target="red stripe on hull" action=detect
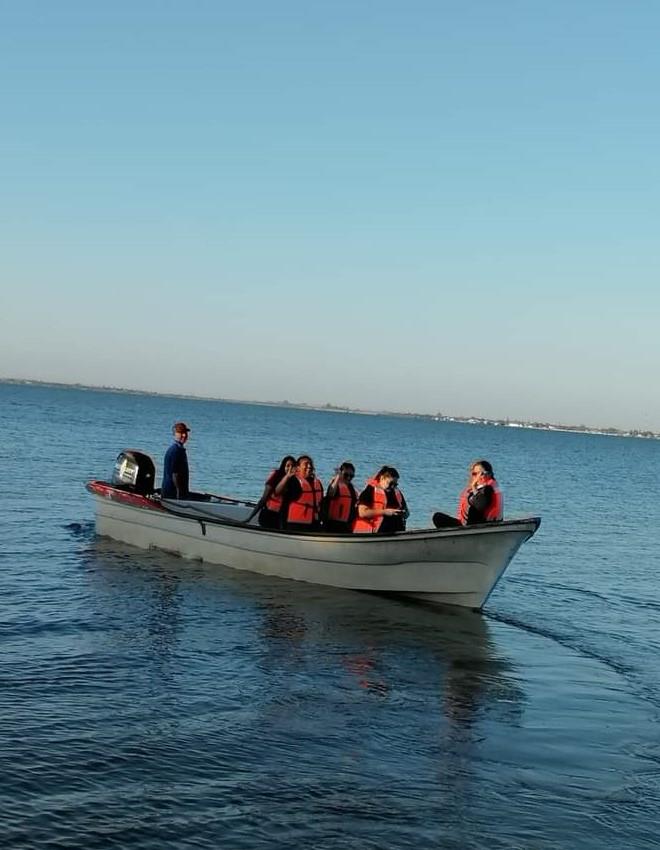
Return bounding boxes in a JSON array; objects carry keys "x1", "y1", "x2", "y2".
[{"x1": 85, "y1": 481, "x2": 165, "y2": 511}]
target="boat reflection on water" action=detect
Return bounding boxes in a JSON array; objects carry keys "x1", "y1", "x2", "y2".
[
  {"x1": 81, "y1": 538, "x2": 526, "y2": 834},
  {"x1": 342, "y1": 651, "x2": 390, "y2": 698},
  {"x1": 82, "y1": 539, "x2": 525, "y2": 736},
  {"x1": 257, "y1": 589, "x2": 524, "y2": 725}
]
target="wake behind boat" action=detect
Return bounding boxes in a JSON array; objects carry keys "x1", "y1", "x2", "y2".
[{"x1": 86, "y1": 451, "x2": 541, "y2": 610}]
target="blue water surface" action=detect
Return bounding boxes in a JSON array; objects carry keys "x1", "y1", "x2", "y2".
[{"x1": 2, "y1": 382, "x2": 659, "y2": 849}]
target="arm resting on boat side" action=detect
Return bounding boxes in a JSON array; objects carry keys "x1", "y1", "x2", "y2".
[{"x1": 245, "y1": 482, "x2": 274, "y2": 523}]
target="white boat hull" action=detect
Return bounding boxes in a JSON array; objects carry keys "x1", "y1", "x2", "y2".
[{"x1": 88, "y1": 484, "x2": 540, "y2": 610}]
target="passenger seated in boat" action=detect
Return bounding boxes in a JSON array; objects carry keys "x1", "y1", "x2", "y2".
[
  {"x1": 161, "y1": 421, "x2": 191, "y2": 499},
  {"x1": 432, "y1": 459, "x2": 503, "y2": 528},
  {"x1": 275, "y1": 455, "x2": 324, "y2": 532},
  {"x1": 245, "y1": 455, "x2": 296, "y2": 528},
  {"x1": 322, "y1": 462, "x2": 358, "y2": 533},
  {"x1": 353, "y1": 466, "x2": 409, "y2": 534}
]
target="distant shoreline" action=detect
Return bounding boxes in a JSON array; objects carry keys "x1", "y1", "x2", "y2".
[{"x1": 2, "y1": 376, "x2": 658, "y2": 440}]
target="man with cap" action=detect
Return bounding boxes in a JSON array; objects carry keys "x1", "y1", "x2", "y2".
[{"x1": 161, "y1": 422, "x2": 191, "y2": 499}]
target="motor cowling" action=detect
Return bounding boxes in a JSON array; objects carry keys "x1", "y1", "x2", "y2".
[{"x1": 111, "y1": 450, "x2": 156, "y2": 496}]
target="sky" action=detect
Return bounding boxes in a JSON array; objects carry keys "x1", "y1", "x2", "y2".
[{"x1": 1, "y1": 1, "x2": 659, "y2": 431}]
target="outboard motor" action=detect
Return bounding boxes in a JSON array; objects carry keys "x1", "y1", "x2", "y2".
[{"x1": 111, "y1": 450, "x2": 156, "y2": 496}]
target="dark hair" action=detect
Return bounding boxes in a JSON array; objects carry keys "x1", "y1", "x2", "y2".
[
  {"x1": 296, "y1": 455, "x2": 314, "y2": 467},
  {"x1": 278, "y1": 455, "x2": 296, "y2": 473},
  {"x1": 473, "y1": 459, "x2": 494, "y2": 477},
  {"x1": 270, "y1": 455, "x2": 297, "y2": 488},
  {"x1": 375, "y1": 465, "x2": 399, "y2": 480},
  {"x1": 340, "y1": 461, "x2": 355, "y2": 473}
]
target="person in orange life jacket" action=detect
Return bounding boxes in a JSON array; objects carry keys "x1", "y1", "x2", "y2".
[
  {"x1": 275, "y1": 455, "x2": 324, "y2": 532},
  {"x1": 322, "y1": 462, "x2": 358, "y2": 533},
  {"x1": 353, "y1": 466, "x2": 409, "y2": 534},
  {"x1": 432, "y1": 459, "x2": 503, "y2": 528},
  {"x1": 244, "y1": 455, "x2": 296, "y2": 528}
]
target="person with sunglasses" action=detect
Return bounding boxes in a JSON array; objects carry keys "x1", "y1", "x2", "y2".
[
  {"x1": 432, "y1": 459, "x2": 503, "y2": 528},
  {"x1": 322, "y1": 462, "x2": 358, "y2": 533}
]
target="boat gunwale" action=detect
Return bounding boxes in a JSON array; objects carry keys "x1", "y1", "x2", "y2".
[{"x1": 87, "y1": 480, "x2": 541, "y2": 542}]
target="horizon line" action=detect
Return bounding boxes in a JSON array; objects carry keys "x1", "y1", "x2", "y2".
[{"x1": 1, "y1": 375, "x2": 658, "y2": 439}]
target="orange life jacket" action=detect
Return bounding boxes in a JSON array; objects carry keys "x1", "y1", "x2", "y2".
[
  {"x1": 353, "y1": 478, "x2": 404, "y2": 534},
  {"x1": 286, "y1": 475, "x2": 324, "y2": 525},
  {"x1": 457, "y1": 477, "x2": 503, "y2": 524},
  {"x1": 264, "y1": 469, "x2": 283, "y2": 512},
  {"x1": 326, "y1": 480, "x2": 357, "y2": 524}
]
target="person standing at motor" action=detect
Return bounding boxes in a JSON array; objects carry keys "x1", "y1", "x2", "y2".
[
  {"x1": 275, "y1": 455, "x2": 324, "y2": 532},
  {"x1": 432, "y1": 459, "x2": 503, "y2": 528},
  {"x1": 323, "y1": 462, "x2": 358, "y2": 533},
  {"x1": 161, "y1": 422, "x2": 191, "y2": 499},
  {"x1": 353, "y1": 466, "x2": 409, "y2": 534}
]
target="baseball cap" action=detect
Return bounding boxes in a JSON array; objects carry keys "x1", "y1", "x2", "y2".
[{"x1": 173, "y1": 421, "x2": 191, "y2": 433}]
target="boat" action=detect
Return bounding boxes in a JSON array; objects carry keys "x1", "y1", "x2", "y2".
[{"x1": 85, "y1": 450, "x2": 541, "y2": 611}]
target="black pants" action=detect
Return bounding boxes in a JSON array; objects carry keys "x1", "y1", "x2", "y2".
[
  {"x1": 323, "y1": 519, "x2": 353, "y2": 534},
  {"x1": 432, "y1": 511, "x2": 462, "y2": 529},
  {"x1": 285, "y1": 522, "x2": 321, "y2": 533},
  {"x1": 258, "y1": 508, "x2": 282, "y2": 529}
]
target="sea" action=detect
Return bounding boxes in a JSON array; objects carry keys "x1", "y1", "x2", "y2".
[{"x1": 2, "y1": 381, "x2": 659, "y2": 849}]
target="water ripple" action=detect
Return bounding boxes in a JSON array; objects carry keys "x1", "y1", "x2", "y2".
[{"x1": 3, "y1": 383, "x2": 660, "y2": 849}]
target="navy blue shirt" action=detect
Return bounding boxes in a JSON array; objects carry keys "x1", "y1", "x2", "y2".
[{"x1": 161, "y1": 441, "x2": 189, "y2": 498}]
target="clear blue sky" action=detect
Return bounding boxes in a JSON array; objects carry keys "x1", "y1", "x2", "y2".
[{"x1": 2, "y1": 1, "x2": 659, "y2": 430}]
